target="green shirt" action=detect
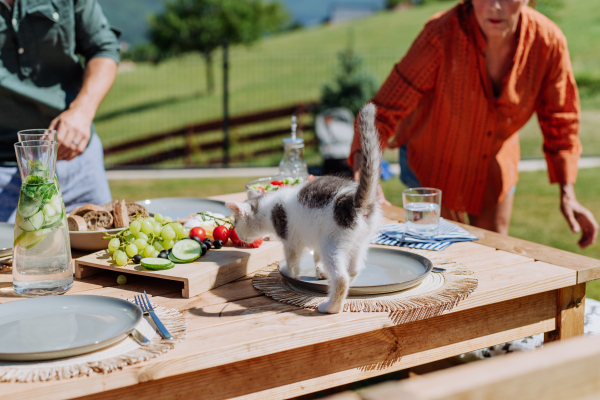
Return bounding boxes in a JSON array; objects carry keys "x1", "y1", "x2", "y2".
[{"x1": 0, "y1": 0, "x2": 120, "y2": 163}]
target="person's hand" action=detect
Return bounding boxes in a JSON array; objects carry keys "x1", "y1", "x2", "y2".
[
  {"x1": 352, "y1": 151, "x2": 391, "y2": 206},
  {"x1": 49, "y1": 106, "x2": 93, "y2": 161},
  {"x1": 560, "y1": 183, "x2": 598, "y2": 248}
]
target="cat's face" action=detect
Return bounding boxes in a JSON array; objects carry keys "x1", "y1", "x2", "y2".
[{"x1": 226, "y1": 200, "x2": 264, "y2": 243}]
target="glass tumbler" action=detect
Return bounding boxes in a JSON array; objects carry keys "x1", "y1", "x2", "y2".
[{"x1": 402, "y1": 188, "x2": 442, "y2": 236}]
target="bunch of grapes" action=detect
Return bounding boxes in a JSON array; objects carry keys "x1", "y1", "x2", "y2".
[{"x1": 105, "y1": 213, "x2": 190, "y2": 266}]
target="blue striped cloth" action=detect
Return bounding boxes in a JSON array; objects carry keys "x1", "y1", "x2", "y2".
[{"x1": 371, "y1": 218, "x2": 478, "y2": 251}]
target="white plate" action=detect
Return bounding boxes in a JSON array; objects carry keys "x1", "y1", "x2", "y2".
[
  {"x1": 279, "y1": 247, "x2": 433, "y2": 295},
  {"x1": 136, "y1": 197, "x2": 231, "y2": 220},
  {"x1": 0, "y1": 295, "x2": 142, "y2": 361},
  {"x1": 0, "y1": 222, "x2": 14, "y2": 257}
]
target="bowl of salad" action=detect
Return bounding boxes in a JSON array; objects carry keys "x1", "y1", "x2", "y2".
[{"x1": 246, "y1": 176, "x2": 313, "y2": 199}]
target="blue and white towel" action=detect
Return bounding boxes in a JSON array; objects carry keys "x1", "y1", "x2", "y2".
[{"x1": 371, "y1": 218, "x2": 479, "y2": 251}]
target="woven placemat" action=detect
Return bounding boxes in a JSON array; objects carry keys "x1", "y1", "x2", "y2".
[
  {"x1": 253, "y1": 248, "x2": 478, "y2": 325},
  {"x1": 0, "y1": 302, "x2": 186, "y2": 383}
]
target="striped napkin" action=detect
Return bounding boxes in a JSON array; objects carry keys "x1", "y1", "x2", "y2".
[{"x1": 371, "y1": 218, "x2": 478, "y2": 251}]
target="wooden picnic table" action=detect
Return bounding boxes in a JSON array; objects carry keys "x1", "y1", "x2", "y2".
[{"x1": 2, "y1": 192, "x2": 600, "y2": 400}]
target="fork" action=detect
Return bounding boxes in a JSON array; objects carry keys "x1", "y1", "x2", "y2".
[{"x1": 134, "y1": 291, "x2": 174, "y2": 340}]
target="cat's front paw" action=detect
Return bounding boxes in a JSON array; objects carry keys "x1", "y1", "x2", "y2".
[
  {"x1": 318, "y1": 300, "x2": 343, "y2": 314},
  {"x1": 315, "y1": 264, "x2": 327, "y2": 280}
]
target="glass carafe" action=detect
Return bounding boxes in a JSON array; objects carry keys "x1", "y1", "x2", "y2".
[
  {"x1": 13, "y1": 140, "x2": 73, "y2": 296},
  {"x1": 278, "y1": 116, "x2": 308, "y2": 178}
]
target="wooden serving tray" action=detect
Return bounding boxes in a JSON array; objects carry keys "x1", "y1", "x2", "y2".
[{"x1": 74, "y1": 240, "x2": 284, "y2": 298}]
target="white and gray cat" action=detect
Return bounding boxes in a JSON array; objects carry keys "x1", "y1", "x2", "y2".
[{"x1": 226, "y1": 103, "x2": 382, "y2": 314}]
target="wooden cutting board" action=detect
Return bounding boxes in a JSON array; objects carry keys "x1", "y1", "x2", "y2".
[{"x1": 74, "y1": 240, "x2": 284, "y2": 298}]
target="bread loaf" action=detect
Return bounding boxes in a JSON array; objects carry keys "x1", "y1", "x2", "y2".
[
  {"x1": 101, "y1": 200, "x2": 119, "y2": 213},
  {"x1": 126, "y1": 202, "x2": 149, "y2": 221},
  {"x1": 113, "y1": 200, "x2": 129, "y2": 228},
  {"x1": 67, "y1": 215, "x2": 87, "y2": 231},
  {"x1": 82, "y1": 210, "x2": 114, "y2": 231},
  {"x1": 70, "y1": 204, "x2": 104, "y2": 217}
]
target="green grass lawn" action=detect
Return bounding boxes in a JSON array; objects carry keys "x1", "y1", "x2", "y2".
[
  {"x1": 109, "y1": 167, "x2": 600, "y2": 299},
  {"x1": 98, "y1": 0, "x2": 600, "y2": 165}
]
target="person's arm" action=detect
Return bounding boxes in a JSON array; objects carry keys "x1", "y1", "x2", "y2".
[
  {"x1": 50, "y1": 0, "x2": 120, "y2": 161},
  {"x1": 537, "y1": 34, "x2": 598, "y2": 248},
  {"x1": 51, "y1": 58, "x2": 117, "y2": 160}
]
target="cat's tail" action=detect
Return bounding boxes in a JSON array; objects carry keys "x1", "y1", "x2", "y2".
[{"x1": 354, "y1": 102, "x2": 381, "y2": 211}]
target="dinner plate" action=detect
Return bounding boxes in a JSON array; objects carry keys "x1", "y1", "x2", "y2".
[
  {"x1": 136, "y1": 197, "x2": 232, "y2": 220},
  {"x1": 0, "y1": 222, "x2": 14, "y2": 257},
  {"x1": 279, "y1": 247, "x2": 433, "y2": 295},
  {"x1": 0, "y1": 295, "x2": 142, "y2": 361}
]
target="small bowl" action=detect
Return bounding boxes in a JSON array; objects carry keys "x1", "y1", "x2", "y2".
[
  {"x1": 246, "y1": 176, "x2": 310, "y2": 199},
  {"x1": 69, "y1": 228, "x2": 122, "y2": 251}
]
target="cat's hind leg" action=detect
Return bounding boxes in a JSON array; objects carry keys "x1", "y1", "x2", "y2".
[
  {"x1": 284, "y1": 241, "x2": 303, "y2": 278},
  {"x1": 313, "y1": 250, "x2": 327, "y2": 280},
  {"x1": 317, "y1": 244, "x2": 350, "y2": 314},
  {"x1": 348, "y1": 242, "x2": 369, "y2": 283}
]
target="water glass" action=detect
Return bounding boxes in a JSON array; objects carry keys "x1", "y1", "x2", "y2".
[
  {"x1": 17, "y1": 129, "x2": 57, "y2": 142},
  {"x1": 402, "y1": 188, "x2": 442, "y2": 236}
]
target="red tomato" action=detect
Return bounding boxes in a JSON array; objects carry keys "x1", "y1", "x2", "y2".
[
  {"x1": 213, "y1": 225, "x2": 230, "y2": 243},
  {"x1": 271, "y1": 180, "x2": 283, "y2": 186},
  {"x1": 189, "y1": 226, "x2": 206, "y2": 241}
]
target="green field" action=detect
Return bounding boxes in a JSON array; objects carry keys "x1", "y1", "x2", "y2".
[
  {"x1": 97, "y1": 0, "x2": 600, "y2": 166},
  {"x1": 109, "y1": 166, "x2": 600, "y2": 299}
]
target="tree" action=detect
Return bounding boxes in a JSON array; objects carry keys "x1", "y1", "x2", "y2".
[
  {"x1": 149, "y1": 0, "x2": 289, "y2": 92},
  {"x1": 319, "y1": 48, "x2": 379, "y2": 116}
]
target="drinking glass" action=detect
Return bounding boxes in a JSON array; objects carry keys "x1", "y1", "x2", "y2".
[
  {"x1": 17, "y1": 129, "x2": 57, "y2": 142},
  {"x1": 402, "y1": 188, "x2": 442, "y2": 235},
  {"x1": 13, "y1": 140, "x2": 73, "y2": 296}
]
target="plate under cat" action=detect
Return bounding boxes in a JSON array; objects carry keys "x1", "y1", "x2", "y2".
[{"x1": 278, "y1": 247, "x2": 433, "y2": 295}]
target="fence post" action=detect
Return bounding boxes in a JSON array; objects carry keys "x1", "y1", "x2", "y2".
[{"x1": 222, "y1": 40, "x2": 230, "y2": 167}]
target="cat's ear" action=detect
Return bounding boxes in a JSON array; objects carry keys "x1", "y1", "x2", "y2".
[{"x1": 226, "y1": 201, "x2": 251, "y2": 218}]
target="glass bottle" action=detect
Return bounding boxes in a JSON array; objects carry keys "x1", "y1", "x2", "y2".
[
  {"x1": 13, "y1": 140, "x2": 73, "y2": 296},
  {"x1": 278, "y1": 116, "x2": 308, "y2": 177}
]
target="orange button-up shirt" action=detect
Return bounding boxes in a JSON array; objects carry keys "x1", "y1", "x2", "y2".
[{"x1": 350, "y1": 1, "x2": 581, "y2": 215}]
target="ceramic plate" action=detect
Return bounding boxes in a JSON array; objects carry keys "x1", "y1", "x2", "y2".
[
  {"x1": 136, "y1": 197, "x2": 232, "y2": 220},
  {"x1": 0, "y1": 295, "x2": 142, "y2": 361},
  {"x1": 0, "y1": 223, "x2": 14, "y2": 257},
  {"x1": 279, "y1": 247, "x2": 433, "y2": 295}
]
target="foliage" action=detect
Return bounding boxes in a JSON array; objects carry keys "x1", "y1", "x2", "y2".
[
  {"x1": 148, "y1": 0, "x2": 289, "y2": 91},
  {"x1": 319, "y1": 48, "x2": 379, "y2": 116},
  {"x1": 534, "y1": 0, "x2": 565, "y2": 20}
]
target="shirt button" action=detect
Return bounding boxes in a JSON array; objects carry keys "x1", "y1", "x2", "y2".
[
  {"x1": 52, "y1": 12, "x2": 59, "y2": 20},
  {"x1": 483, "y1": 155, "x2": 487, "y2": 160},
  {"x1": 11, "y1": 18, "x2": 17, "y2": 26},
  {"x1": 18, "y1": 47, "x2": 24, "y2": 54},
  {"x1": 487, "y1": 131, "x2": 492, "y2": 137}
]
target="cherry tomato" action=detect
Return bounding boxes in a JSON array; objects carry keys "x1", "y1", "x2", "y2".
[
  {"x1": 189, "y1": 226, "x2": 206, "y2": 241},
  {"x1": 213, "y1": 225, "x2": 230, "y2": 243},
  {"x1": 271, "y1": 180, "x2": 283, "y2": 186}
]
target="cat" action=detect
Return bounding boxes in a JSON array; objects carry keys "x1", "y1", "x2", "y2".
[{"x1": 226, "y1": 103, "x2": 382, "y2": 314}]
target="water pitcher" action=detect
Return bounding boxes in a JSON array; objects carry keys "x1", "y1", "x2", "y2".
[{"x1": 13, "y1": 140, "x2": 73, "y2": 296}]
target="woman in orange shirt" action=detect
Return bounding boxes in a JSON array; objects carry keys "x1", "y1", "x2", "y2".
[{"x1": 350, "y1": 0, "x2": 598, "y2": 247}]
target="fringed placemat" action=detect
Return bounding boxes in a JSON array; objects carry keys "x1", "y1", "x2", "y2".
[
  {"x1": 0, "y1": 303, "x2": 186, "y2": 383},
  {"x1": 253, "y1": 248, "x2": 478, "y2": 325}
]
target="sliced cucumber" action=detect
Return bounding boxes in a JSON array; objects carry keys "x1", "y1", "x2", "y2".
[
  {"x1": 42, "y1": 204, "x2": 62, "y2": 229},
  {"x1": 49, "y1": 195, "x2": 62, "y2": 215},
  {"x1": 18, "y1": 210, "x2": 45, "y2": 232},
  {"x1": 140, "y1": 257, "x2": 174, "y2": 270},
  {"x1": 19, "y1": 231, "x2": 46, "y2": 249},
  {"x1": 17, "y1": 198, "x2": 41, "y2": 219},
  {"x1": 171, "y1": 239, "x2": 201, "y2": 262},
  {"x1": 168, "y1": 251, "x2": 186, "y2": 264}
]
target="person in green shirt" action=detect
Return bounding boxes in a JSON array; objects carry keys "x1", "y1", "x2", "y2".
[{"x1": 0, "y1": 0, "x2": 120, "y2": 222}]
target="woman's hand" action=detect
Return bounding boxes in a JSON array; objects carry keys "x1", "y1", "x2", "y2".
[
  {"x1": 352, "y1": 151, "x2": 391, "y2": 206},
  {"x1": 49, "y1": 107, "x2": 93, "y2": 161},
  {"x1": 560, "y1": 183, "x2": 598, "y2": 248}
]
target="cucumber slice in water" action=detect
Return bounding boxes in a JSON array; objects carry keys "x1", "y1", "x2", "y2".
[
  {"x1": 18, "y1": 210, "x2": 45, "y2": 232},
  {"x1": 42, "y1": 203, "x2": 62, "y2": 229},
  {"x1": 171, "y1": 239, "x2": 201, "y2": 262},
  {"x1": 140, "y1": 257, "x2": 174, "y2": 270},
  {"x1": 19, "y1": 231, "x2": 46, "y2": 249},
  {"x1": 17, "y1": 199, "x2": 40, "y2": 219}
]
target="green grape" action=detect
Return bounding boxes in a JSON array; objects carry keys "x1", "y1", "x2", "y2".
[
  {"x1": 126, "y1": 243, "x2": 138, "y2": 258},
  {"x1": 135, "y1": 232, "x2": 149, "y2": 241},
  {"x1": 113, "y1": 250, "x2": 127, "y2": 266},
  {"x1": 117, "y1": 275, "x2": 127, "y2": 285},
  {"x1": 152, "y1": 248, "x2": 160, "y2": 257},
  {"x1": 164, "y1": 216, "x2": 173, "y2": 223},
  {"x1": 163, "y1": 240, "x2": 175, "y2": 250},
  {"x1": 160, "y1": 226, "x2": 176, "y2": 241},
  {"x1": 108, "y1": 238, "x2": 120, "y2": 253},
  {"x1": 181, "y1": 228, "x2": 190, "y2": 239},
  {"x1": 154, "y1": 213, "x2": 164, "y2": 223},
  {"x1": 133, "y1": 238, "x2": 147, "y2": 251},
  {"x1": 142, "y1": 245, "x2": 154, "y2": 258},
  {"x1": 153, "y1": 222, "x2": 162, "y2": 236},
  {"x1": 153, "y1": 241, "x2": 164, "y2": 252},
  {"x1": 126, "y1": 234, "x2": 136, "y2": 243},
  {"x1": 141, "y1": 220, "x2": 154, "y2": 235},
  {"x1": 130, "y1": 220, "x2": 141, "y2": 235},
  {"x1": 171, "y1": 222, "x2": 183, "y2": 236}
]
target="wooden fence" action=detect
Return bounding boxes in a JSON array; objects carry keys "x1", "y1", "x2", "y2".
[{"x1": 103, "y1": 102, "x2": 318, "y2": 168}]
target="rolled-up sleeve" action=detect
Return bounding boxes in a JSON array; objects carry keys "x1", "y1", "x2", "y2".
[
  {"x1": 537, "y1": 34, "x2": 581, "y2": 184},
  {"x1": 348, "y1": 22, "x2": 441, "y2": 168},
  {"x1": 74, "y1": 0, "x2": 121, "y2": 64}
]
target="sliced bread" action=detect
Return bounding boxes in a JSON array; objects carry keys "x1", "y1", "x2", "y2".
[
  {"x1": 70, "y1": 204, "x2": 104, "y2": 218},
  {"x1": 101, "y1": 200, "x2": 120, "y2": 213},
  {"x1": 113, "y1": 200, "x2": 130, "y2": 228},
  {"x1": 82, "y1": 210, "x2": 114, "y2": 231},
  {"x1": 67, "y1": 215, "x2": 88, "y2": 231},
  {"x1": 126, "y1": 202, "x2": 149, "y2": 221}
]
